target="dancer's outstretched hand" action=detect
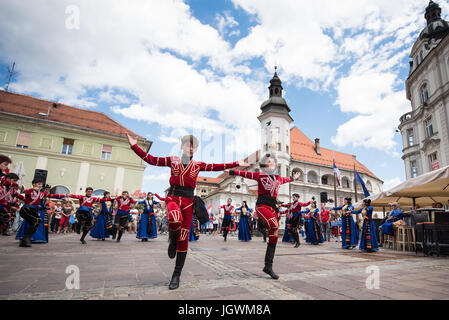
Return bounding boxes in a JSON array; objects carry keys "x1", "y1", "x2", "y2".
[
  {"x1": 238, "y1": 160, "x2": 250, "y2": 167},
  {"x1": 126, "y1": 133, "x2": 138, "y2": 147}
]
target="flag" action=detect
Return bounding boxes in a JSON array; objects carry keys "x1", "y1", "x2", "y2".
[
  {"x1": 207, "y1": 203, "x2": 212, "y2": 214},
  {"x1": 356, "y1": 171, "x2": 370, "y2": 198},
  {"x1": 333, "y1": 159, "x2": 341, "y2": 187}
]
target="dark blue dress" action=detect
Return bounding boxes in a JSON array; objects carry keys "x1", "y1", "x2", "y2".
[
  {"x1": 237, "y1": 207, "x2": 252, "y2": 242},
  {"x1": 90, "y1": 202, "x2": 112, "y2": 240},
  {"x1": 306, "y1": 209, "x2": 324, "y2": 244},
  {"x1": 137, "y1": 199, "x2": 159, "y2": 240},
  {"x1": 333, "y1": 204, "x2": 358, "y2": 248},
  {"x1": 352, "y1": 206, "x2": 379, "y2": 252},
  {"x1": 381, "y1": 209, "x2": 403, "y2": 236},
  {"x1": 282, "y1": 217, "x2": 294, "y2": 243}
]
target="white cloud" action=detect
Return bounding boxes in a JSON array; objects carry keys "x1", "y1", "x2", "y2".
[{"x1": 382, "y1": 177, "x2": 403, "y2": 191}]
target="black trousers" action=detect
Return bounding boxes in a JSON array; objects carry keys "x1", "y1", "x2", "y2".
[
  {"x1": 20, "y1": 206, "x2": 41, "y2": 236},
  {"x1": 114, "y1": 214, "x2": 129, "y2": 231},
  {"x1": 76, "y1": 210, "x2": 92, "y2": 233}
]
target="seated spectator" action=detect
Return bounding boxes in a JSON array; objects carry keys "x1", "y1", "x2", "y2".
[{"x1": 380, "y1": 202, "x2": 404, "y2": 237}]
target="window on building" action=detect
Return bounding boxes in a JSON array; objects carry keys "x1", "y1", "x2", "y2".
[
  {"x1": 101, "y1": 145, "x2": 112, "y2": 160},
  {"x1": 16, "y1": 131, "x2": 31, "y2": 149},
  {"x1": 424, "y1": 117, "x2": 434, "y2": 138},
  {"x1": 342, "y1": 177, "x2": 350, "y2": 188},
  {"x1": 428, "y1": 153, "x2": 438, "y2": 171},
  {"x1": 277, "y1": 165, "x2": 281, "y2": 175},
  {"x1": 264, "y1": 144, "x2": 268, "y2": 151},
  {"x1": 407, "y1": 129, "x2": 415, "y2": 146},
  {"x1": 50, "y1": 185, "x2": 70, "y2": 195},
  {"x1": 286, "y1": 166, "x2": 290, "y2": 177},
  {"x1": 421, "y1": 83, "x2": 429, "y2": 104},
  {"x1": 420, "y1": 50, "x2": 424, "y2": 63},
  {"x1": 410, "y1": 160, "x2": 418, "y2": 178},
  {"x1": 321, "y1": 176, "x2": 328, "y2": 185},
  {"x1": 92, "y1": 189, "x2": 108, "y2": 197},
  {"x1": 62, "y1": 138, "x2": 74, "y2": 155},
  {"x1": 277, "y1": 143, "x2": 281, "y2": 151},
  {"x1": 286, "y1": 145, "x2": 289, "y2": 154}
]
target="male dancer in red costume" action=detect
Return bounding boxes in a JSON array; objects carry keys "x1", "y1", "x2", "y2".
[
  {"x1": 66, "y1": 188, "x2": 111, "y2": 244},
  {"x1": 219, "y1": 198, "x2": 234, "y2": 242},
  {"x1": 226, "y1": 153, "x2": 300, "y2": 279},
  {"x1": 112, "y1": 191, "x2": 137, "y2": 242},
  {"x1": 281, "y1": 194, "x2": 311, "y2": 248},
  {"x1": 19, "y1": 179, "x2": 65, "y2": 247},
  {"x1": 127, "y1": 133, "x2": 248, "y2": 290}
]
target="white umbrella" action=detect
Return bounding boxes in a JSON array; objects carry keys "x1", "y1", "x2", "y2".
[{"x1": 13, "y1": 161, "x2": 26, "y2": 187}]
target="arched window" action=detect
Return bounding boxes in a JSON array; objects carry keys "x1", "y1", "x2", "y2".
[
  {"x1": 307, "y1": 171, "x2": 318, "y2": 184},
  {"x1": 49, "y1": 185, "x2": 70, "y2": 195},
  {"x1": 421, "y1": 83, "x2": 429, "y2": 104},
  {"x1": 321, "y1": 174, "x2": 334, "y2": 186},
  {"x1": 92, "y1": 189, "x2": 108, "y2": 197},
  {"x1": 342, "y1": 177, "x2": 351, "y2": 188},
  {"x1": 366, "y1": 181, "x2": 373, "y2": 192}
]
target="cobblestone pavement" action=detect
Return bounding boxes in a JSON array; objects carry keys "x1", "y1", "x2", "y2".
[{"x1": 1, "y1": 232, "x2": 448, "y2": 300}]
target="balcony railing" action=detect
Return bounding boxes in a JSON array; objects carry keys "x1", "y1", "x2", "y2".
[{"x1": 399, "y1": 111, "x2": 413, "y2": 123}]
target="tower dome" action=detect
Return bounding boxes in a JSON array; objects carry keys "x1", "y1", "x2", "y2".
[{"x1": 419, "y1": 1, "x2": 449, "y2": 43}]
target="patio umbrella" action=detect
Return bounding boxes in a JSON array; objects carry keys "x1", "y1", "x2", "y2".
[
  {"x1": 12, "y1": 161, "x2": 26, "y2": 187},
  {"x1": 354, "y1": 165, "x2": 449, "y2": 210}
]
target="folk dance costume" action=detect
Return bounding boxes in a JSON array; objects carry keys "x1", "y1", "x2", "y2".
[
  {"x1": 137, "y1": 197, "x2": 159, "y2": 241},
  {"x1": 228, "y1": 169, "x2": 294, "y2": 280},
  {"x1": 304, "y1": 209, "x2": 324, "y2": 245},
  {"x1": 66, "y1": 194, "x2": 110, "y2": 244},
  {"x1": 281, "y1": 200, "x2": 311, "y2": 247},
  {"x1": 0, "y1": 180, "x2": 21, "y2": 236},
  {"x1": 332, "y1": 203, "x2": 358, "y2": 249},
  {"x1": 112, "y1": 196, "x2": 136, "y2": 242},
  {"x1": 90, "y1": 200, "x2": 113, "y2": 240},
  {"x1": 16, "y1": 188, "x2": 64, "y2": 247},
  {"x1": 189, "y1": 216, "x2": 200, "y2": 242},
  {"x1": 236, "y1": 206, "x2": 252, "y2": 242},
  {"x1": 219, "y1": 204, "x2": 235, "y2": 242},
  {"x1": 130, "y1": 143, "x2": 240, "y2": 290},
  {"x1": 351, "y1": 204, "x2": 378, "y2": 252}
]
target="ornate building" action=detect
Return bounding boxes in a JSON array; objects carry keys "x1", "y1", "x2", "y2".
[
  {"x1": 196, "y1": 71, "x2": 384, "y2": 215},
  {"x1": 0, "y1": 90, "x2": 152, "y2": 196},
  {"x1": 399, "y1": 0, "x2": 449, "y2": 180}
]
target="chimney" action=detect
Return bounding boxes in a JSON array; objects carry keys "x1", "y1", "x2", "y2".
[{"x1": 315, "y1": 138, "x2": 321, "y2": 155}]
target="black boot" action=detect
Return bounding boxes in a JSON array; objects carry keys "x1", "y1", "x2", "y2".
[
  {"x1": 111, "y1": 228, "x2": 117, "y2": 240},
  {"x1": 116, "y1": 230, "x2": 123, "y2": 242},
  {"x1": 169, "y1": 252, "x2": 187, "y2": 290},
  {"x1": 80, "y1": 229, "x2": 89, "y2": 244},
  {"x1": 168, "y1": 230, "x2": 178, "y2": 259},
  {"x1": 19, "y1": 235, "x2": 32, "y2": 247},
  {"x1": 223, "y1": 229, "x2": 228, "y2": 242},
  {"x1": 263, "y1": 243, "x2": 279, "y2": 280},
  {"x1": 293, "y1": 232, "x2": 300, "y2": 248}
]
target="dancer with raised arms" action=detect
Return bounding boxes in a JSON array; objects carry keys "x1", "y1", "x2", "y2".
[
  {"x1": 225, "y1": 153, "x2": 301, "y2": 280},
  {"x1": 127, "y1": 133, "x2": 248, "y2": 290}
]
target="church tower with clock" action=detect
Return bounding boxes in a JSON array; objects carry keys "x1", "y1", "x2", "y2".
[{"x1": 257, "y1": 68, "x2": 294, "y2": 202}]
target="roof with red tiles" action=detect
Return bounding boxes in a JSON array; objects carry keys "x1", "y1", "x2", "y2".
[
  {"x1": 0, "y1": 90, "x2": 143, "y2": 139},
  {"x1": 289, "y1": 127, "x2": 378, "y2": 180}
]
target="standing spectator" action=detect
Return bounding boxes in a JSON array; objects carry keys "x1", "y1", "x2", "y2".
[
  {"x1": 320, "y1": 205, "x2": 331, "y2": 242},
  {"x1": 51, "y1": 202, "x2": 62, "y2": 233},
  {"x1": 58, "y1": 201, "x2": 72, "y2": 234},
  {"x1": 129, "y1": 208, "x2": 139, "y2": 233},
  {"x1": 213, "y1": 212, "x2": 219, "y2": 234}
]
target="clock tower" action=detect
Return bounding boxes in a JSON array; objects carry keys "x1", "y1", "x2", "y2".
[{"x1": 257, "y1": 68, "x2": 294, "y2": 202}]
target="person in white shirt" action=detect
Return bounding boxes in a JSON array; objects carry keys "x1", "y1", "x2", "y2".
[{"x1": 129, "y1": 208, "x2": 139, "y2": 233}]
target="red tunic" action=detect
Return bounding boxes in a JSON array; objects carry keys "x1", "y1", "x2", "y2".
[
  {"x1": 281, "y1": 201, "x2": 311, "y2": 214},
  {"x1": 229, "y1": 170, "x2": 292, "y2": 199},
  {"x1": 131, "y1": 144, "x2": 240, "y2": 189},
  {"x1": 115, "y1": 196, "x2": 136, "y2": 211},
  {"x1": 67, "y1": 194, "x2": 108, "y2": 208},
  {"x1": 219, "y1": 205, "x2": 234, "y2": 217},
  {"x1": 23, "y1": 189, "x2": 65, "y2": 206},
  {"x1": 0, "y1": 184, "x2": 24, "y2": 206}
]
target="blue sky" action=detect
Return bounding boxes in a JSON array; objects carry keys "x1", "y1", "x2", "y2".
[{"x1": 1, "y1": 0, "x2": 448, "y2": 196}]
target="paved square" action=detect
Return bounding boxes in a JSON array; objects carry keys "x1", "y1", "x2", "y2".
[{"x1": 1, "y1": 232, "x2": 448, "y2": 300}]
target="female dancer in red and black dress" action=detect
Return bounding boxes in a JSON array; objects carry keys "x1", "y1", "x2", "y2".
[
  {"x1": 226, "y1": 154, "x2": 301, "y2": 279},
  {"x1": 127, "y1": 133, "x2": 248, "y2": 290}
]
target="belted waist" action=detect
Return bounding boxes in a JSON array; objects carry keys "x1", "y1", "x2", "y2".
[
  {"x1": 256, "y1": 194, "x2": 277, "y2": 210},
  {"x1": 167, "y1": 185, "x2": 195, "y2": 199}
]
